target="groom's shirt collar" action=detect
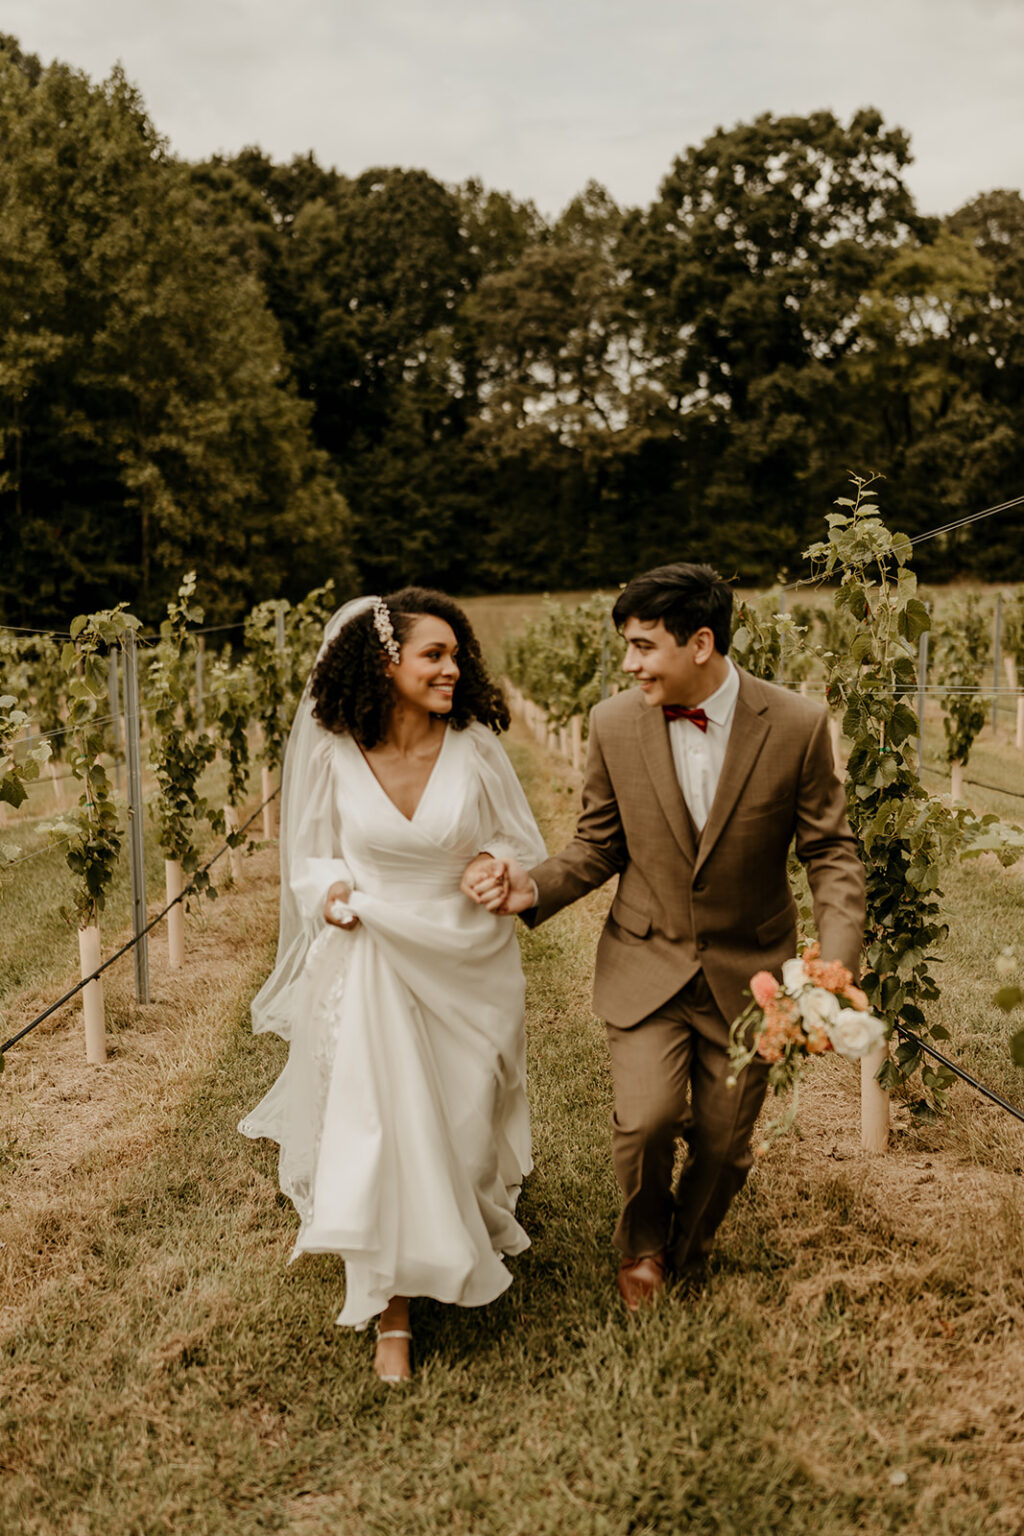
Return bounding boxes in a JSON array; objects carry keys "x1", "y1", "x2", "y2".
[
  {"x1": 665, "y1": 658, "x2": 739, "y2": 834},
  {"x1": 700, "y1": 656, "x2": 740, "y2": 727}
]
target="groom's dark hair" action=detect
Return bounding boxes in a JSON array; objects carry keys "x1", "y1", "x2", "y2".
[{"x1": 612, "y1": 562, "x2": 733, "y2": 655}]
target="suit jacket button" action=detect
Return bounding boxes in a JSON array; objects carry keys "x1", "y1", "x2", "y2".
[
  {"x1": 693, "y1": 881, "x2": 706, "y2": 894},
  {"x1": 697, "y1": 938, "x2": 708, "y2": 951}
]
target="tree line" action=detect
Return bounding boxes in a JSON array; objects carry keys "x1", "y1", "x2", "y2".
[{"x1": 2, "y1": 32, "x2": 1023, "y2": 628}]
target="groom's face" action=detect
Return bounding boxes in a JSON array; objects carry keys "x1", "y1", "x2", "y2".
[{"x1": 621, "y1": 618, "x2": 714, "y2": 708}]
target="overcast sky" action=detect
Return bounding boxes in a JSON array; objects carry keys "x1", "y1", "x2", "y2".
[{"x1": 3, "y1": 0, "x2": 1022, "y2": 218}]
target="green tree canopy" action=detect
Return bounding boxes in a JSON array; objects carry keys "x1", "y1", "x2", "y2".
[
  {"x1": 2, "y1": 42, "x2": 1022, "y2": 612},
  {"x1": 0, "y1": 38, "x2": 355, "y2": 626}
]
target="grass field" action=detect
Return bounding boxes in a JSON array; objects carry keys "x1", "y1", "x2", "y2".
[{"x1": 1, "y1": 714, "x2": 1023, "y2": 1535}]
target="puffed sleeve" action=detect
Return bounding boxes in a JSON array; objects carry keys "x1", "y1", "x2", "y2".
[
  {"x1": 283, "y1": 727, "x2": 355, "y2": 922},
  {"x1": 251, "y1": 724, "x2": 353, "y2": 1040},
  {"x1": 467, "y1": 723, "x2": 548, "y2": 868}
]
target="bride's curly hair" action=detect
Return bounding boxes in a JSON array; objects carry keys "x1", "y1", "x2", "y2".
[{"x1": 310, "y1": 587, "x2": 510, "y2": 748}]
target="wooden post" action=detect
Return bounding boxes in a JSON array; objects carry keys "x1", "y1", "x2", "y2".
[
  {"x1": 860, "y1": 1046, "x2": 889, "y2": 1151},
  {"x1": 225, "y1": 804, "x2": 242, "y2": 884},
  {"x1": 570, "y1": 714, "x2": 583, "y2": 772},
  {"x1": 951, "y1": 760, "x2": 964, "y2": 801},
  {"x1": 558, "y1": 725, "x2": 569, "y2": 760},
  {"x1": 78, "y1": 923, "x2": 106, "y2": 1064},
  {"x1": 165, "y1": 859, "x2": 184, "y2": 968}
]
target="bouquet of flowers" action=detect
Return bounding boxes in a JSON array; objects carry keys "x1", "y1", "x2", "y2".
[{"x1": 727, "y1": 942, "x2": 886, "y2": 1148}]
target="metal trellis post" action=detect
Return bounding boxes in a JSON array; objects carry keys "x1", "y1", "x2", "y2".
[
  {"x1": 992, "y1": 592, "x2": 1002, "y2": 737},
  {"x1": 122, "y1": 630, "x2": 150, "y2": 1004},
  {"x1": 263, "y1": 606, "x2": 287, "y2": 838},
  {"x1": 916, "y1": 629, "x2": 929, "y2": 777},
  {"x1": 776, "y1": 589, "x2": 787, "y2": 684},
  {"x1": 108, "y1": 649, "x2": 122, "y2": 792},
  {"x1": 195, "y1": 635, "x2": 205, "y2": 734}
]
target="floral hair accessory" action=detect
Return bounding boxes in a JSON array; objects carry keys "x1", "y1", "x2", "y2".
[{"x1": 371, "y1": 597, "x2": 401, "y2": 666}]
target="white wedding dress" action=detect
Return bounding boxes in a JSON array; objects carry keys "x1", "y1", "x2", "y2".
[{"x1": 240, "y1": 717, "x2": 546, "y2": 1329}]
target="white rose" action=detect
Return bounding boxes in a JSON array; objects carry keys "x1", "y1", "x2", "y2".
[
  {"x1": 826, "y1": 1007, "x2": 886, "y2": 1060},
  {"x1": 782, "y1": 958, "x2": 811, "y2": 995},
  {"x1": 797, "y1": 986, "x2": 840, "y2": 1032}
]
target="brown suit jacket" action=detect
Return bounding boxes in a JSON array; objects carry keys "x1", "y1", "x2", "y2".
[{"x1": 527, "y1": 670, "x2": 866, "y2": 1029}]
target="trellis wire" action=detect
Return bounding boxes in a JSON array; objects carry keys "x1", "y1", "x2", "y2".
[
  {"x1": 2, "y1": 835, "x2": 75, "y2": 870},
  {"x1": 779, "y1": 489, "x2": 1024, "y2": 593},
  {"x1": 894, "y1": 1025, "x2": 1024, "y2": 1125},
  {"x1": 0, "y1": 624, "x2": 73, "y2": 637},
  {"x1": 0, "y1": 784, "x2": 280, "y2": 1056},
  {"x1": 18, "y1": 715, "x2": 119, "y2": 747},
  {"x1": 919, "y1": 763, "x2": 1024, "y2": 801}
]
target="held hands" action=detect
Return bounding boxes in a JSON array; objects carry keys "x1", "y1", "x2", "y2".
[
  {"x1": 324, "y1": 880, "x2": 359, "y2": 929},
  {"x1": 460, "y1": 853, "x2": 536, "y2": 916}
]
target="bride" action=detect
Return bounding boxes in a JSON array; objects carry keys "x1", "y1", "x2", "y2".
[{"x1": 239, "y1": 588, "x2": 546, "y2": 1383}]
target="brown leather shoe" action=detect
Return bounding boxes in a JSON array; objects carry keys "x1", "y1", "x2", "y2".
[{"x1": 617, "y1": 1251, "x2": 668, "y2": 1312}]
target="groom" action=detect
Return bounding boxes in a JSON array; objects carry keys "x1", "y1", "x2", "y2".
[{"x1": 463, "y1": 562, "x2": 865, "y2": 1310}]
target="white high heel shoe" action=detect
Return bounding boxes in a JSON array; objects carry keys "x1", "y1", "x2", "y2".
[{"x1": 374, "y1": 1326, "x2": 413, "y2": 1384}]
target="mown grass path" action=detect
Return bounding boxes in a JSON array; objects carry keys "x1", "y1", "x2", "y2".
[{"x1": 1, "y1": 728, "x2": 1023, "y2": 1535}]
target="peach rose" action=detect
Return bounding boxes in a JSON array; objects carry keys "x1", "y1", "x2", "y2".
[
  {"x1": 755, "y1": 1022, "x2": 785, "y2": 1063},
  {"x1": 750, "y1": 970, "x2": 780, "y2": 1010},
  {"x1": 804, "y1": 1024, "x2": 833, "y2": 1054},
  {"x1": 807, "y1": 956, "x2": 853, "y2": 994}
]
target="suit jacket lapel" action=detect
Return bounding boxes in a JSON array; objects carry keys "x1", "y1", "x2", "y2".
[
  {"x1": 635, "y1": 698, "x2": 697, "y2": 866},
  {"x1": 694, "y1": 671, "x2": 771, "y2": 876}
]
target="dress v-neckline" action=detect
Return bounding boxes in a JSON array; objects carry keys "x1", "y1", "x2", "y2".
[{"x1": 355, "y1": 724, "x2": 451, "y2": 824}]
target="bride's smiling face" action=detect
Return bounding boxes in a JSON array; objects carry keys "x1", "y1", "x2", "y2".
[{"x1": 387, "y1": 614, "x2": 460, "y2": 715}]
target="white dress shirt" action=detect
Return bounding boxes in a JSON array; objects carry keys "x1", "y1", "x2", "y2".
[
  {"x1": 666, "y1": 658, "x2": 740, "y2": 833},
  {"x1": 523, "y1": 661, "x2": 740, "y2": 906}
]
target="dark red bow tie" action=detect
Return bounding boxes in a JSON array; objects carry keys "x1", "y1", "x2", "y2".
[{"x1": 663, "y1": 705, "x2": 709, "y2": 731}]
